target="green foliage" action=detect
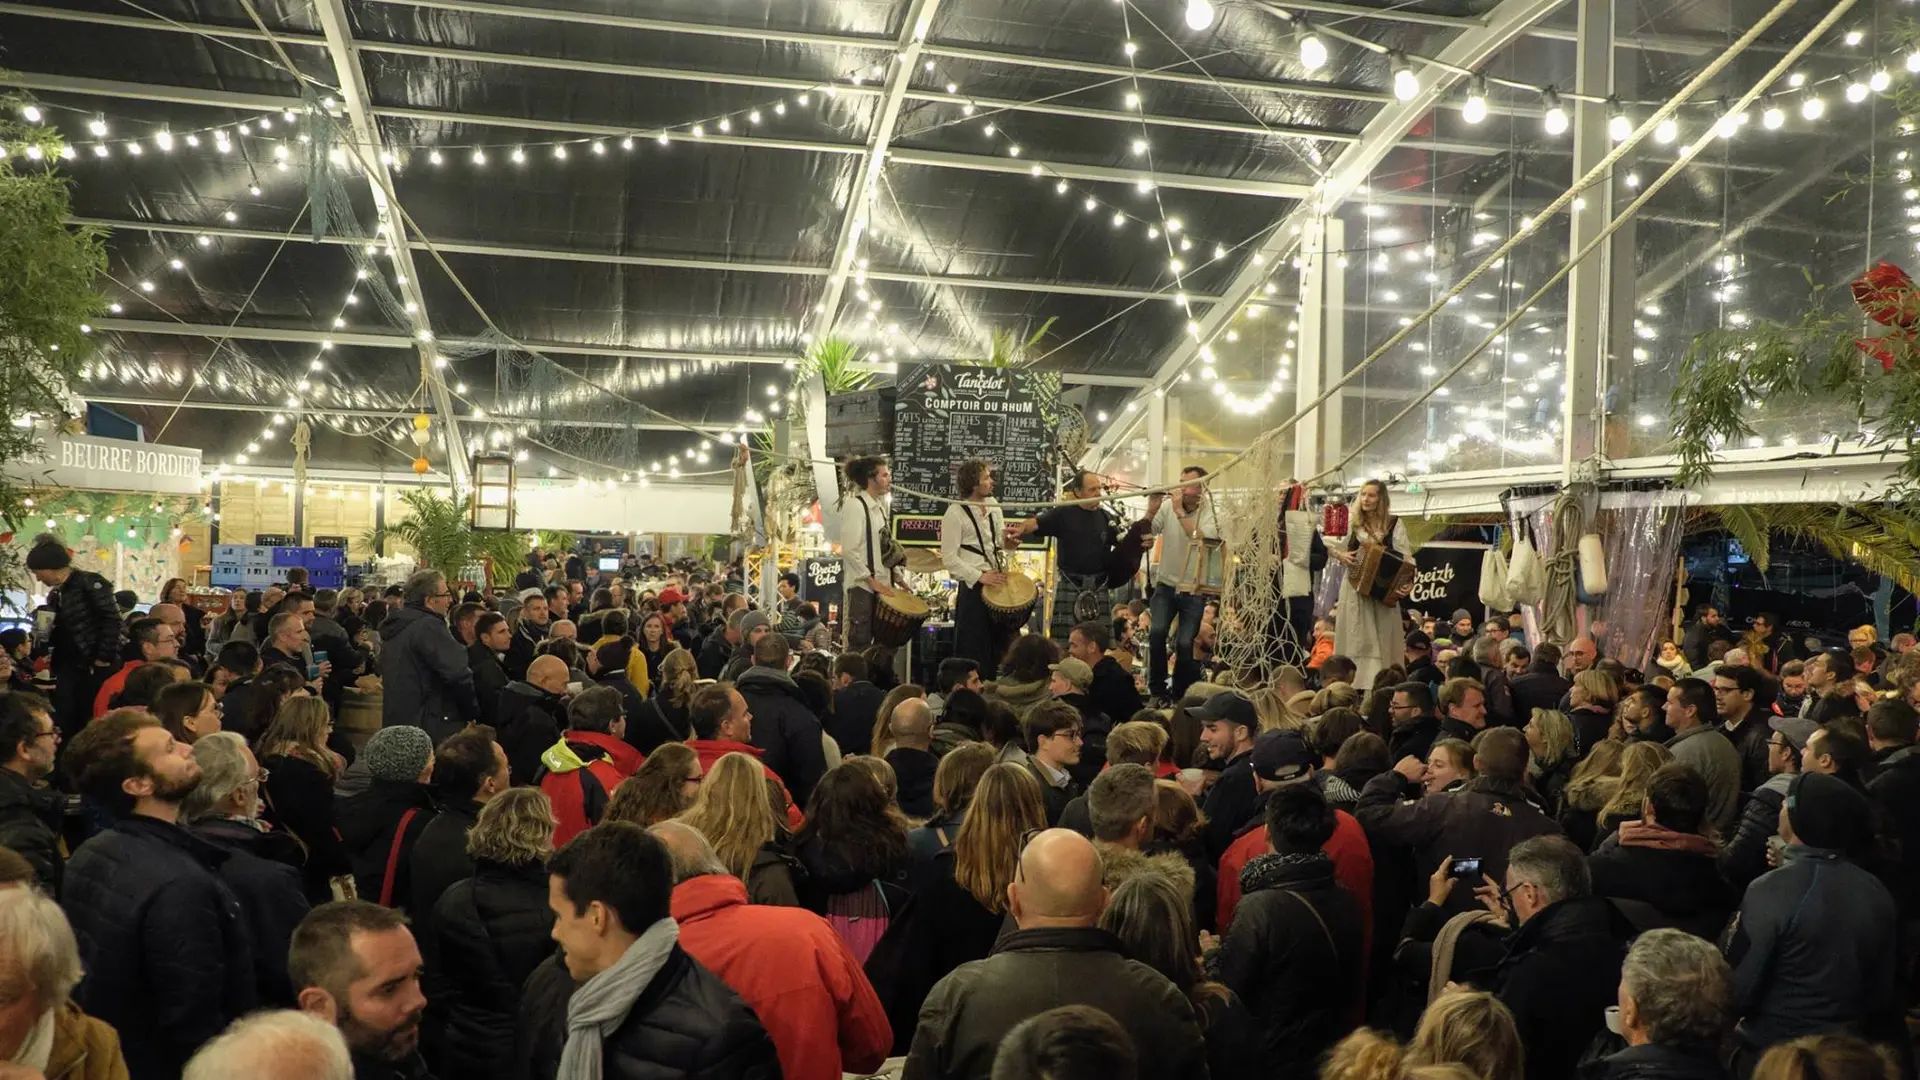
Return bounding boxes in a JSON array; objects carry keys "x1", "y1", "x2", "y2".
[
  {"x1": 368, "y1": 488, "x2": 529, "y2": 585},
  {"x1": 797, "y1": 337, "x2": 872, "y2": 395},
  {"x1": 986, "y1": 318, "x2": 1057, "y2": 369},
  {"x1": 535, "y1": 530, "x2": 575, "y2": 555},
  {"x1": 1688, "y1": 503, "x2": 1920, "y2": 594},
  {"x1": 0, "y1": 92, "x2": 107, "y2": 596}
]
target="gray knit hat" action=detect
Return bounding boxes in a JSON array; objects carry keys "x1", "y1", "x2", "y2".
[
  {"x1": 363, "y1": 725, "x2": 434, "y2": 782},
  {"x1": 740, "y1": 610, "x2": 773, "y2": 636}
]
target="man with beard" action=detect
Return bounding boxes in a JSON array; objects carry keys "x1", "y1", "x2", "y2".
[
  {"x1": 292, "y1": 901, "x2": 433, "y2": 1080},
  {"x1": 506, "y1": 589, "x2": 551, "y2": 681},
  {"x1": 62, "y1": 708, "x2": 258, "y2": 1079}
]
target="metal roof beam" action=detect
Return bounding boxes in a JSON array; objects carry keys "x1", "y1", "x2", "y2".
[
  {"x1": 312, "y1": 0, "x2": 467, "y2": 487},
  {"x1": 88, "y1": 318, "x2": 1153, "y2": 385},
  {"x1": 1096, "y1": 0, "x2": 1568, "y2": 459},
  {"x1": 885, "y1": 148, "x2": 1314, "y2": 199},
  {"x1": 81, "y1": 395, "x2": 737, "y2": 432},
  {"x1": 77, "y1": 217, "x2": 1218, "y2": 301}
]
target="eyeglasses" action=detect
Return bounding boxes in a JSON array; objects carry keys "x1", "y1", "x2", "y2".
[
  {"x1": 1043, "y1": 729, "x2": 1084, "y2": 742},
  {"x1": 248, "y1": 768, "x2": 271, "y2": 785},
  {"x1": 30, "y1": 729, "x2": 57, "y2": 743}
]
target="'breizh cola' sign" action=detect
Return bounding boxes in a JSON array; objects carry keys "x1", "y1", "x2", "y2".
[{"x1": 11, "y1": 428, "x2": 204, "y2": 496}]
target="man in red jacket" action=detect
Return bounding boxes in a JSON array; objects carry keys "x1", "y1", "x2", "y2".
[
  {"x1": 653, "y1": 820, "x2": 890, "y2": 1080},
  {"x1": 685, "y1": 683, "x2": 804, "y2": 830},
  {"x1": 1216, "y1": 731, "x2": 1374, "y2": 953},
  {"x1": 540, "y1": 685, "x2": 643, "y2": 846}
]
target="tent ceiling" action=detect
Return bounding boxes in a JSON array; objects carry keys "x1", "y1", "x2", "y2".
[{"x1": 1, "y1": 0, "x2": 1884, "y2": 481}]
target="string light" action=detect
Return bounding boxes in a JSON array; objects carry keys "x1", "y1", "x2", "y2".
[
  {"x1": 1541, "y1": 89, "x2": 1569, "y2": 135},
  {"x1": 1462, "y1": 77, "x2": 1488, "y2": 124},
  {"x1": 1607, "y1": 100, "x2": 1631, "y2": 142},
  {"x1": 1183, "y1": 0, "x2": 1216, "y2": 30},
  {"x1": 1391, "y1": 54, "x2": 1418, "y2": 102},
  {"x1": 1654, "y1": 116, "x2": 1679, "y2": 144},
  {"x1": 1802, "y1": 95, "x2": 1826, "y2": 120}
]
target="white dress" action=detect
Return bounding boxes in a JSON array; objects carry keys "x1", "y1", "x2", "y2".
[{"x1": 1334, "y1": 518, "x2": 1413, "y2": 689}]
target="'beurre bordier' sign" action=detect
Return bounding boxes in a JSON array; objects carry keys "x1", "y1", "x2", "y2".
[{"x1": 10, "y1": 429, "x2": 204, "y2": 496}]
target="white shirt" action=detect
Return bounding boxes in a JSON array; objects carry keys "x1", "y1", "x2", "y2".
[
  {"x1": 839, "y1": 490, "x2": 891, "y2": 594},
  {"x1": 1150, "y1": 495, "x2": 1219, "y2": 588},
  {"x1": 941, "y1": 498, "x2": 1008, "y2": 587}
]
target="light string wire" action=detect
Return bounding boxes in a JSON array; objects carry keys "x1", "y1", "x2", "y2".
[
  {"x1": 224, "y1": 0, "x2": 1794, "y2": 513},
  {"x1": 1310, "y1": 0, "x2": 1862, "y2": 489}
]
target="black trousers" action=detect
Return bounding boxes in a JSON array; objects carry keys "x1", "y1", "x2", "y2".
[{"x1": 953, "y1": 583, "x2": 1013, "y2": 681}]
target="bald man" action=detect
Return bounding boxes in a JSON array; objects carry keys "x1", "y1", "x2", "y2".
[
  {"x1": 495, "y1": 653, "x2": 570, "y2": 784},
  {"x1": 885, "y1": 698, "x2": 939, "y2": 817},
  {"x1": 903, "y1": 829, "x2": 1208, "y2": 1080}
]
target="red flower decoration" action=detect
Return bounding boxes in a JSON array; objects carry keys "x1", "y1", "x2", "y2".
[
  {"x1": 1852, "y1": 262, "x2": 1920, "y2": 329},
  {"x1": 1855, "y1": 331, "x2": 1912, "y2": 372}
]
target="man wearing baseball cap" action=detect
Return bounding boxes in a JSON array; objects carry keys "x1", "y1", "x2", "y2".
[
  {"x1": 1403, "y1": 629, "x2": 1442, "y2": 689},
  {"x1": 1191, "y1": 692, "x2": 1259, "y2": 859},
  {"x1": 1215, "y1": 731, "x2": 1375, "y2": 939}
]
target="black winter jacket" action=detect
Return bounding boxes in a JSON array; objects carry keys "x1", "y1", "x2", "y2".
[
  {"x1": 865, "y1": 850, "x2": 1006, "y2": 1055},
  {"x1": 735, "y1": 665, "x2": 829, "y2": 807},
  {"x1": 1718, "y1": 773, "x2": 1789, "y2": 893},
  {"x1": 1201, "y1": 750, "x2": 1257, "y2": 859},
  {"x1": 260, "y1": 752, "x2": 352, "y2": 901},
  {"x1": 0, "y1": 766, "x2": 63, "y2": 894},
  {"x1": 494, "y1": 682, "x2": 565, "y2": 786},
  {"x1": 1086, "y1": 656, "x2": 1143, "y2": 736},
  {"x1": 338, "y1": 779, "x2": 439, "y2": 910},
  {"x1": 1580, "y1": 1043, "x2": 1733, "y2": 1080},
  {"x1": 1387, "y1": 713, "x2": 1442, "y2": 766},
  {"x1": 309, "y1": 613, "x2": 362, "y2": 714},
  {"x1": 830, "y1": 679, "x2": 885, "y2": 757},
  {"x1": 48, "y1": 569, "x2": 121, "y2": 673},
  {"x1": 191, "y1": 816, "x2": 311, "y2": 1006},
  {"x1": 1509, "y1": 664, "x2": 1573, "y2": 721},
  {"x1": 1356, "y1": 772, "x2": 1561, "y2": 917},
  {"x1": 696, "y1": 631, "x2": 735, "y2": 681},
  {"x1": 63, "y1": 815, "x2": 257, "y2": 1080},
  {"x1": 626, "y1": 697, "x2": 693, "y2": 756},
  {"x1": 427, "y1": 858, "x2": 554, "y2": 1080},
  {"x1": 470, "y1": 644, "x2": 511, "y2": 728},
  {"x1": 514, "y1": 947, "x2": 781, "y2": 1080},
  {"x1": 902, "y1": 926, "x2": 1209, "y2": 1080},
  {"x1": 1727, "y1": 847, "x2": 1900, "y2": 1050},
  {"x1": 1211, "y1": 853, "x2": 1364, "y2": 1078},
  {"x1": 1482, "y1": 896, "x2": 1630, "y2": 1080},
  {"x1": 1588, "y1": 829, "x2": 1736, "y2": 941},
  {"x1": 379, "y1": 605, "x2": 479, "y2": 742},
  {"x1": 410, "y1": 798, "x2": 482, "y2": 931},
  {"x1": 1867, "y1": 746, "x2": 1920, "y2": 917}
]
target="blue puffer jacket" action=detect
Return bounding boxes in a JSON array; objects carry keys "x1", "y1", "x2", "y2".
[
  {"x1": 62, "y1": 815, "x2": 257, "y2": 1080},
  {"x1": 379, "y1": 603, "x2": 479, "y2": 741}
]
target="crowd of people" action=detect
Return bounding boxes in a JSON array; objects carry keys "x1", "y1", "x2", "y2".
[{"x1": 1, "y1": 527, "x2": 1918, "y2": 1080}]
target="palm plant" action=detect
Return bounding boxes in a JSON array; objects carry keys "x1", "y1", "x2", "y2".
[
  {"x1": 985, "y1": 317, "x2": 1057, "y2": 368},
  {"x1": 365, "y1": 488, "x2": 530, "y2": 585},
  {"x1": 1688, "y1": 503, "x2": 1920, "y2": 593}
]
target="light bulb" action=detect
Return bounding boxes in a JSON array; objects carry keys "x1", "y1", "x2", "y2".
[
  {"x1": 1909, "y1": 50, "x2": 1920, "y2": 73},
  {"x1": 1542, "y1": 91, "x2": 1568, "y2": 136},
  {"x1": 1654, "y1": 116, "x2": 1678, "y2": 144},
  {"x1": 20, "y1": 105, "x2": 40, "y2": 123},
  {"x1": 1183, "y1": 0, "x2": 1215, "y2": 30},
  {"x1": 88, "y1": 116, "x2": 107, "y2": 137},
  {"x1": 1299, "y1": 30, "x2": 1327, "y2": 72},
  {"x1": 1462, "y1": 78, "x2": 1488, "y2": 124},
  {"x1": 1801, "y1": 96, "x2": 1825, "y2": 121},
  {"x1": 1392, "y1": 60, "x2": 1418, "y2": 102},
  {"x1": 1872, "y1": 70, "x2": 1892, "y2": 93},
  {"x1": 1608, "y1": 109, "x2": 1631, "y2": 142},
  {"x1": 1762, "y1": 105, "x2": 1784, "y2": 129},
  {"x1": 1846, "y1": 82, "x2": 1869, "y2": 104}
]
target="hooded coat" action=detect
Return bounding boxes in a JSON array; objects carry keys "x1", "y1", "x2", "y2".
[
  {"x1": 493, "y1": 681, "x2": 565, "y2": 788},
  {"x1": 1212, "y1": 852, "x2": 1365, "y2": 1077},
  {"x1": 538, "y1": 730, "x2": 642, "y2": 848},
  {"x1": 734, "y1": 665, "x2": 830, "y2": 808},
  {"x1": 379, "y1": 604, "x2": 479, "y2": 742},
  {"x1": 0, "y1": 766, "x2": 64, "y2": 894},
  {"x1": 1354, "y1": 773, "x2": 1561, "y2": 917}
]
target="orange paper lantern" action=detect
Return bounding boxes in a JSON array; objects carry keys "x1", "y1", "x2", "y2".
[{"x1": 412, "y1": 457, "x2": 431, "y2": 474}]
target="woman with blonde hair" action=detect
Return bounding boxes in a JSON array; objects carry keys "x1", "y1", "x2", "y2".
[
  {"x1": 1558, "y1": 738, "x2": 1626, "y2": 851},
  {"x1": 606, "y1": 743, "x2": 703, "y2": 827},
  {"x1": 1329, "y1": 479, "x2": 1412, "y2": 687},
  {"x1": 1752, "y1": 1035, "x2": 1898, "y2": 1080},
  {"x1": 257, "y1": 695, "x2": 351, "y2": 900},
  {"x1": 427, "y1": 787, "x2": 557, "y2": 1080},
  {"x1": 869, "y1": 683, "x2": 927, "y2": 759},
  {"x1": 676, "y1": 751, "x2": 799, "y2": 906},
  {"x1": 1251, "y1": 686, "x2": 1306, "y2": 733},
  {"x1": 1310, "y1": 682, "x2": 1360, "y2": 719},
  {"x1": 1596, "y1": 740, "x2": 1675, "y2": 849},
  {"x1": 1568, "y1": 668, "x2": 1620, "y2": 757},
  {"x1": 627, "y1": 648, "x2": 698, "y2": 753},
  {"x1": 1524, "y1": 708, "x2": 1578, "y2": 816},
  {"x1": 1318, "y1": 991, "x2": 1522, "y2": 1080},
  {"x1": 867, "y1": 763, "x2": 1048, "y2": 1055}
]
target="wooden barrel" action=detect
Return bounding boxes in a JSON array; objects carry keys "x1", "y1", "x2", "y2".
[{"x1": 337, "y1": 687, "x2": 383, "y2": 752}]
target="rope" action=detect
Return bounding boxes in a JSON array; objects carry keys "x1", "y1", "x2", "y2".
[{"x1": 1540, "y1": 492, "x2": 1582, "y2": 646}]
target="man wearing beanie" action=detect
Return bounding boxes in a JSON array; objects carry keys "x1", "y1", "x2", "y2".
[
  {"x1": 720, "y1": 610, "x2": 774, "y2": 683},
  {"x1": 335, "y1": 726, "x2": 438, "y2": 911},
  {"x1": 25, "y1": 534, "x2": 122, "y2": 738},
  {"x1": 1727, "y1": 771, "x2": 1899, "y2": 1058}
]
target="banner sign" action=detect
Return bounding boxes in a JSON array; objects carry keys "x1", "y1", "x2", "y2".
[
  {"x1": 1400, "y1": 542, "x2": 1487, "y2": 626},
  {"x1": 798, "y1": 556, "x2": 844, "y2": 614},
  {"x1": 12, "y1": 429, "x2": 203, "y2": 496},
  {"x1": 891, "y1": 364, "x2": 1060, "y2": 545}
]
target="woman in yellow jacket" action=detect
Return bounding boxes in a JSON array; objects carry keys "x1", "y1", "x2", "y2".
[{"x1": 589, "y1": 610, "x2": 651, "y2": 698}]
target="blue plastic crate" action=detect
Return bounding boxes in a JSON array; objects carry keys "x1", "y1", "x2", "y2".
[
  {"x1": 209, "y1": 567, "x2": 243, "y2": 587},
  {"x1": 272, "y1": 547, "x2": 307, "y2": 567}
]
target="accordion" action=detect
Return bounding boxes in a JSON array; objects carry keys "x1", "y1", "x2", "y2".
[{"x1": 1349, "y1": 543, "x2": 1415, "y2": 606}]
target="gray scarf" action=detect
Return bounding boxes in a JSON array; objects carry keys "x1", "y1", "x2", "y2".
[{"x1": 558, "y1": 917, "x2": 681, "y2": 1080}]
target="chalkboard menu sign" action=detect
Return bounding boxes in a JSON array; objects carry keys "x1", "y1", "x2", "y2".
[{"x1": 891, "y1": 364, "x2": 1060, "y2": 545}]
